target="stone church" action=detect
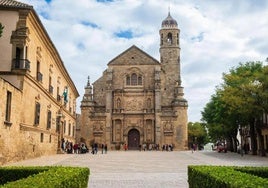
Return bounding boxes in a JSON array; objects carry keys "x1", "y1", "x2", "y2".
[{"x1": 79, "y1": 12, "x2": 188, "y2": 150}]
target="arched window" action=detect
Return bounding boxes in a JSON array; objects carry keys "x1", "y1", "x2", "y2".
[
  {"x1": 126, "y1": 73, "x2": 143, "y2": 86},
  {"x1": 167, "y1": 33, "x2": 172, "y2": 44},
  {"x1": 131, "y1": 73, "x2": 137, "y2": 85}
]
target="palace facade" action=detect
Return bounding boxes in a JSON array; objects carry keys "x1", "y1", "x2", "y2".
[{"x1": 0, "y1": 0, "x2": 79, "y2": 164}]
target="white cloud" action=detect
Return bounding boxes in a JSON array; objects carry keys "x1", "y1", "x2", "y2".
[{"x1": 20, "y1": 0, "x2": 268, "y2": 122}]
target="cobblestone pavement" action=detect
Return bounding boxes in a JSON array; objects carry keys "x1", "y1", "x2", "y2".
[{"x1": 3, "y1": 150, "x2": 268, "y2": 188}]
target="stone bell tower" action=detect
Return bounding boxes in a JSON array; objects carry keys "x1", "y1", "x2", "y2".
[
  {"x1": 80, "y1": 76, "x2": 95, "y2": 144},
  {"x1": 159, "y1": 11, "x2": 182, "y2": 105},
  {"x1": 159, "y1": 12, "x2": 188, "y2": 149}
]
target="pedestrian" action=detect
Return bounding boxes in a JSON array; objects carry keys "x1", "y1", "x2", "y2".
[
  {"x1": 104, "y1": 144, "x2": 108, "y2": 154},
  {"x1": 94, "y1": 143, "x2": 98, "y2": 154},
  {"x1": 143, "y1": 143, "x2": 146, "y2": 151},
  {"x1": 101, "y1": 144, "x2": 104, "y2": 154},
  {"x1": 124, "y1": 143, "x2": 128, "y2": 151},
  {"x1": 73, "y1": 143, "x2": 78, "y2": 154},
  {"x1": 91, "y1": 144, "x2": 94, "y2": 154},
  {"x1": 192, "y1": 144, "x2": 196, "y2": 153}
]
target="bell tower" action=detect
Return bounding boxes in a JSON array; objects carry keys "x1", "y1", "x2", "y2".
[
  {"x1": 159, "y1": 12, "x2": 188, "y2": 150},
  {"x1": 159, "y1": 11, "x2": 182, "y2": 105}
]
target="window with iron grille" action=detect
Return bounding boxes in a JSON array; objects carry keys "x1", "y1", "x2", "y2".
[
  {"x1": 34, "y1": 102, "x2": 41, "y2": 125},
  {"x1": 47, "y1": 110, "x2": 51, "y2": 129},
  {"x1": 5, "y1": 91, "x2": 12, "y2": 122}
]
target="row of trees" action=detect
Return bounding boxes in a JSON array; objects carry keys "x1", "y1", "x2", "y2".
[{"x1": 197, "y1": 61, "x2": 268, "y2": 156}]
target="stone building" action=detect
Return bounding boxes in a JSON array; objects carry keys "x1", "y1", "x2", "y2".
[
  {"x1": 79, "y1": 12, "x2": 188, "y2": 150},
  {"x1": 0, "y1": 0, "x2": 79, "y2": 164}
]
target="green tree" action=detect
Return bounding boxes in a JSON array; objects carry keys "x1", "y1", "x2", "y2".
[
  {"x1": 202, "y1": 61, "x2": 267, "y2": 155},
  {"x1": 221, "y1": 62, "x2": 265, "y2": 155},
  {"x1": 188, "y1": 122, "x2": 209, "y2": 150},
  {"x1": 202, "y1": 89, "x2": 238, "y2": 152},
  {"x1": 0, "y1": 23, "x2": 4, "y2": 38}
]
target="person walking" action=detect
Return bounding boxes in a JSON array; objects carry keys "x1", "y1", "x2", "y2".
[
  {"x1": 104, "y1": 144, "x2": 108, "y2": 154},
  {"x1": 101, "y1": 144, "x2": 104, "y2": 154},
  {"x1": 124, "y1": 144, "x2": 128, "y2": 151}
]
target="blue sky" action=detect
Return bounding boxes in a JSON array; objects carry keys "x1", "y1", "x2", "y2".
[{"x1": 19, "y1": 0, "x2": 268, "y2": 122}]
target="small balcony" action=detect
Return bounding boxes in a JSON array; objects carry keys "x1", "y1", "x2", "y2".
[
  {"x1": 12, "y1": 59, "x2": 30, "y2": 71},
  {"x1": 37, "y1": 72, "x2": 43, "y2": 82}
]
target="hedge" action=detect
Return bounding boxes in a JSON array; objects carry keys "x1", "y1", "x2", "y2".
[
  {"x1": 188, "y1": 165, "x2": 268, "y2": 188},
  {"x1": 0, "y1": 166, "x2": 89, "y2": 188}
]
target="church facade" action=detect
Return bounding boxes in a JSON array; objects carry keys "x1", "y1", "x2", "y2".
[{"x1": 79, "y1": 13, "x2": 188, "y2": 150}]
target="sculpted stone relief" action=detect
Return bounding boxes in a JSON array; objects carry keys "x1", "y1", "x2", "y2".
[
  {"x1": 163, "y1": 120, "x2": 174, "y2": 132},
  {"x1": 125, "y1": 98, "x2": 143, "y2": 111},
  {"x1": 93, "y1": 121, "x2": 104, "y2": 132},
  {"x1": 127, "y1": 118, "x2": 143, "y2": 126}
]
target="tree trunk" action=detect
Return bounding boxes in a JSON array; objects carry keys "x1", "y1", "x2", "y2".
[
  {"x1": 256, "y1": 119, "x2": 266, "y2": 156},
  {"x1": 228, "y1": 136, "x2": 234, "y2": 152},
  {"x1": 249, "y1": 118, "x2": 257, "y2": 155}
]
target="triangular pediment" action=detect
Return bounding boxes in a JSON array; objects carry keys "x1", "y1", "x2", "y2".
[{"x1": 108, "y1": 45, "x2": 160, "y2": 66}]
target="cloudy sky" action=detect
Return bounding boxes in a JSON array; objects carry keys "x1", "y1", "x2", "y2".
[{"x1": 19, "y1": 0, "x2": 268, "y2": 122}]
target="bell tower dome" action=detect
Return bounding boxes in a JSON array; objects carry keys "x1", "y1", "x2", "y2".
[{"x1": 160, "y1": 11, "x2": 180, "y2": 49}]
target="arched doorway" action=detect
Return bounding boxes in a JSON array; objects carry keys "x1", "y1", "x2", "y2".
[{"x1": 128, "y1": 129, "x2": 140, "y2": 150}]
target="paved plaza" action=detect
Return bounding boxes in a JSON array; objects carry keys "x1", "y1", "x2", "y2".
[{"x1": 3, "y1": 150, "x2": 268, "y2": 188}]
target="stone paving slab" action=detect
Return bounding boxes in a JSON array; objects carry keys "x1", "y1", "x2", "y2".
[{"x1": 3, "y1": 151, "x2": 268, "y2": 188}]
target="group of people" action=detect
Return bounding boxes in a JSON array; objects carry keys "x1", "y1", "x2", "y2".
[
  {"x1": 61, "y1": 139, "x2": 175, "y2": 154},
  {"x1": 140, "y1": 143, "x2": 174, "y2": 151},
  {"x1": 61, "y1": 139, "x2": 88, "y2": 154},
  {"x1": 162, "y1": 144, "x2": 174, "y2": 151},
  {"x1": 139, "y1": 143, "x2": 161, "y2": 151},
  {"x1": 123, "y1": 143, "x2": 174, "y2": 151},
  {"x1": 91, "y1": 143, "x2": 108, "y2": 154}
]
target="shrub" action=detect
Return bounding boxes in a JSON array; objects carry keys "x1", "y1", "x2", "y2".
[
  {"x1": 0, "y1": 166, "x2": 89, "y2": 188},
  {"x1": 188, "y1": 165, "x2": 268, "y2": 188}
]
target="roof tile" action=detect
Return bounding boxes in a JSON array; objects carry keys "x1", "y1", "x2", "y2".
[{"x1": 0, "y1": 0, "x2": 32, "y2": 9}]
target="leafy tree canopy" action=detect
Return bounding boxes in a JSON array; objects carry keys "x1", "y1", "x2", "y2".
[
  {"x1": 188, "y1": 122, "x2": 209, "y2": 147},
  {"x1": 201, "y1": 61, "x2": 267, "y2": 147}
]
